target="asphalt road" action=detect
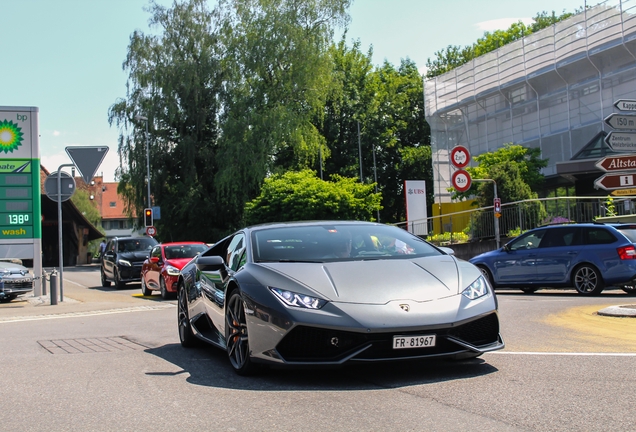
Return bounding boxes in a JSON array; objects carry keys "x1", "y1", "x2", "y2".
[{"x1": 1, "y1": 267, "x2": 635, "y2": 431}]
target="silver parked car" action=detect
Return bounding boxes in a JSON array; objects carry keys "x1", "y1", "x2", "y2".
[
  {"x1": 177, "y1": 221, "x2": 504, "y2": 375},
  {"x1": 0, "y1": 261, "x2": 34, "y2": 302}
]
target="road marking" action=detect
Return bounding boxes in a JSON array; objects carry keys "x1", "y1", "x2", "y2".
[
  {"x1": 487, "y1": 351, "x2": 636, "y2": 357},
  {"x1": 0, "y1": 304, "x2": 175, "y2": 324}
]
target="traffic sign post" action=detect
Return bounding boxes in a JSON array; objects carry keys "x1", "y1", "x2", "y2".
[
  {"x1": 146, "y1": 226, "x2": 157, "y2": 237},
  {"x1": 494, "y1": 197, "x2": 501, "y2": 218},
  {"x1": 44, "y1": 171, "x2": 76, "y2": 202}
]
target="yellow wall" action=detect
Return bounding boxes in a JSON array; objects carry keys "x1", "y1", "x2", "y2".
[{"x1": 431, "y1": 200, "x2": 476, "y2": 234}]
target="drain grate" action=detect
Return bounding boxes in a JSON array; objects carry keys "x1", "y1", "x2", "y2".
[{"x1": 38, "y1": 336, "x2": 150, "y2": 354}]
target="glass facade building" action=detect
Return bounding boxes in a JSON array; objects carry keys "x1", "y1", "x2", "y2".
[{"x1": 424, "y1": 0, "x2": 636, "y2": 208}]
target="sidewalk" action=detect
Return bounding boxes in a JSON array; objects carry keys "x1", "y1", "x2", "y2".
[{"x1": 0, "y1": 265, "x2": 170, "y2": 321}]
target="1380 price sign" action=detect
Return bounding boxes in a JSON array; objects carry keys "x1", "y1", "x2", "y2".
[{"x1": 3, "y1": 213, "x2": 32, "y2": 225}]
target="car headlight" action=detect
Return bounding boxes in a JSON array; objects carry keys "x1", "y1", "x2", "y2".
[
  {"x1": 118, "y1": 259, "x2": 132, "y2": 267},
  {"x1": 269, "y1": 287, "x2": 328, "y2": 309},
  {"x1": 462, "y1": 276, "x2": 490, "y2": 300},
  {"x1": 165, "y1": 265, "x2": 180, "y2": 276}
]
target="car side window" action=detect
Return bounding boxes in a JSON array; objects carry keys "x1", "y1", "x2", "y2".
[
  {"x1": 584, "y1": 228, "x2": 617, "y2": 245},
  {"x1": 226, "y1": 234, "x2": 246, "y2": 271},
  {"x1": 540, "y1": 227, "x2": 580, "y2": 248},
  {"x1": 509, "y1": 230, "x2": 545, "y2": 251},
  {"x1": 107, "y1": 241, "x2": 115, "y2": 253},
  {"x1": 151, "y1": 246, "x2": 161, "y2": 259}
]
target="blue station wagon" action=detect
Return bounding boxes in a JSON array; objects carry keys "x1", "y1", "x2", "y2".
[{"x1": 469, "y1": 223, "x2": 636, "y2": 296}]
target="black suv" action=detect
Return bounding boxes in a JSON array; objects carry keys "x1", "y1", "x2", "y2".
[{"x1": 101, "y1": 237, "x2": 158, "y2": 289}]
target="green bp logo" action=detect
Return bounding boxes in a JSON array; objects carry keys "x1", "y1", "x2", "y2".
[{"x1": 0, "y1": 120, "x2": 24, "y2": 153}]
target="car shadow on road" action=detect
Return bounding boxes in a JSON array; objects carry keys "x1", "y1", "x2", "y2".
[{"x1": 144, "y1": 343, "x2": 499, "y2": 391}]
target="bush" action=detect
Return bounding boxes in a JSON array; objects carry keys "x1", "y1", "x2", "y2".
[{"x1": 426, "y1": 232, "x2": 470, "y2": 245}]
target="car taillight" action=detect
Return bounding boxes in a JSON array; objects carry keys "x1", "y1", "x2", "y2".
[{"x1": 617, "y1": 245, "x2": 636, "y2": 260}]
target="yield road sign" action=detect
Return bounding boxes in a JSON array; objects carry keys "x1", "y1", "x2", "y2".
[
  {"x1": 451, "y1": 169, "x2": 472, "y2": 192},
  {"x1": 595, "y1": 155, "x2": 636, "y2": 172},
  {"x1": 604, "y1": 131, "x2": 636, "y2": 152},
  {"x1": 604, "y1": 113, "x2": 636, "y2": 130},
  {"x1": 595, "y1": 173, "x2": 636, "y2": 190},
  {"x1": 614, "y1": 99, "x2": 636, "y2": 111},
  {"x1": 65, "y1": 146, "x2": 109, "y2": 184},
  {"x1": 146, "y1": 226, "x2": 157, "y2": 237},
  {"x1": 450, "y1": 145, "x2": 470, "y2": 169}
]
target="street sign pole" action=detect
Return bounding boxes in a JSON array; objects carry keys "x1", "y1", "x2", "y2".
[
  {"x1": 57, "y1": 163, "x2": 75, "y2": 303},
  {"x1": 474, "y1": 179, "x2": 499, "y2": 249}
]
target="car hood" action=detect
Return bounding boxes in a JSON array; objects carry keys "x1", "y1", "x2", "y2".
[
  {"x1": 0, "y1": 262, "x2": 29, "y2": 275},
  {"x1": 257, "y1": 256, "x2": 480, "y2": 304},
  {"x1": 118, "y1": 251, "x2": 151, "y2": 262},
  {"x1": 166, "y1": 258, "x2": 194, "y2": 270}
]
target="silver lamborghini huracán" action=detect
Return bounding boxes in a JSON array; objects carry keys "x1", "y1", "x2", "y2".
[{"x1": 177, "y1": 221, "x2": 504, "y2": 375}]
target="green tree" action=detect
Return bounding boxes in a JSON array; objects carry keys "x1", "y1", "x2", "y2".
[
  {"x1": 71, "y1": 189, "x2": 105, "y2": 255},
  {"x1": 216, "y1": 0, "x2": 351, "y2": 222},
  {"x1": 244, "y1": 170, "x2": 381, "y2": 225}
]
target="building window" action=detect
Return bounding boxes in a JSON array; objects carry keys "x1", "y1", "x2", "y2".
[{"x1": 109, "y1": 202, "x2": 116, "y2": 207}]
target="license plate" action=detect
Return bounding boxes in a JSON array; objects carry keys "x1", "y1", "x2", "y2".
[
  {"x1": 393, "y1": 334, "x2": 436, "y2": 349},
  {"x1": 8, "y1": 279, "x2": 30, "y2": 284}
]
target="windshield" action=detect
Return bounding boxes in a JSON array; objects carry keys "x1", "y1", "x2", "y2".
[
  {"x1": 252, "y1": 223, "x2": 442, "y2": 262},
  {"x1": 118, "y1": 238, "x2": 157, "y2": 253},
  {"x1": 164, "y1": 244, "x2": 208, "y2": 260}
]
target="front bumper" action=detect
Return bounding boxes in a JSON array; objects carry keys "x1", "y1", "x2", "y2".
[
  {"x1": 117, "y1": 263, "x2": 144, "y2": 282},
  {"x1": 0, "y1": 278, "x2": 34, "y2": 297},
  {"x1": 272, "y1": 312, "x2": 504, "y2": 364}
]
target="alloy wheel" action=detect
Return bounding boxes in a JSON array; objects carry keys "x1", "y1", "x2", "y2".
[
  {"x1": 573, "y1": 265, "x2": 604, "y2": 295},
  {"x1": 225, "y1": 291, "x2": 255, "y2": 375}
]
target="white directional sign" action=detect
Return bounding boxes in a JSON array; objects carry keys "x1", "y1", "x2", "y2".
[
  {"x1": 614, "y1": 99, "x2": 636, "y2": 111},
  {"x1": 604, "y1": 132, "x2": 636, "y2": 152},
  {"x1": 604, "y1": 113, "x2": 636, "y2": 130}
]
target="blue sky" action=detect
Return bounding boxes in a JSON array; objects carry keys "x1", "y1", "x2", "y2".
[{"x1": 4, "y1": 0, "x2": 587, "y2": 181}]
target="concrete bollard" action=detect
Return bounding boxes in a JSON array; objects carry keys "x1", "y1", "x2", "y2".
[
  {"x1": 50, "y1": 269, "x2": 58, "y2": 306},
  {"x1": 42, "y1": 269, "x2": 48, "y2": 296}
]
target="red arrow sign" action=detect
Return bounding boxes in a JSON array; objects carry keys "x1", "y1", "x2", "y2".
[
  {"x1": 595, "y1": 173, "x2": 636, "y2": 190},
  {"x1": 596, "y1": 155, "x2": 636, "y2": 172}
]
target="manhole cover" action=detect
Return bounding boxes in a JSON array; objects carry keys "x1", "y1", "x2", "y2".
[{"x1": 38, "y1": 336, "x2": 149, "y2": 354}]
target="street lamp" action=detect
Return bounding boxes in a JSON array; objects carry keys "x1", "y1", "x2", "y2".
[{"x1": 134, "y1": 115, "x2": 151, "y2": 209}]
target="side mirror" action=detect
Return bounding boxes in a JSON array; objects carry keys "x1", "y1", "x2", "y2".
[
  {"x1": 150, "y1": 257, "x2": 160, "y2": 264},
  {"x1": 196, "y1": 255, "x2": 225, "y2": 272},
  {"x1": 438, "y1": 246, "x2": 455, "y2": 256}
]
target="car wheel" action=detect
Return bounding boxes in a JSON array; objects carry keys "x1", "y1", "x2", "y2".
[
  {"x1": 521, "y1": 287, "x2": 538, "y2": 294},
  {"x1": 572, "y1": 264, "x2": 604, "y2": 296},
  {"x1": 141, "y1": 277, "x2": 152, "y2": 296},
  {"x1": 101, "y1": 267, "x2": 111, "y2": 287},
  {"x1": 115, "y1": 269, "x2": 126, "y2": 290},
  {"x1": 160, "y1": 277, "x2": 173, "y2": 300},
  {"x1": 477, "y1": 265, "x2": 494, "y2": 287},
  {"x1": 177, "y1": 283, "x2": 198, "y2": 347},
  {"x1": 225, "y1": 290, "x2": 256, "y2": 375},
  {"x1": 621, "y1": 285, "x2": 636, "y2": 296}
]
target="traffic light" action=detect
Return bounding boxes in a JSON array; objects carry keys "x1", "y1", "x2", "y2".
[{"x1": 144, "y1": 208, "x2": 153, "y2": 227}]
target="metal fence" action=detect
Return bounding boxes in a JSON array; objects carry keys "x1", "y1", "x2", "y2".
[{"x1": 396, "y1": 196, "x2": 636, "y2": 242}]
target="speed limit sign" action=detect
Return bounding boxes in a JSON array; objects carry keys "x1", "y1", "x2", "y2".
[{"x1": 451, "y1": 169, "x2": 472, "y2": 192}]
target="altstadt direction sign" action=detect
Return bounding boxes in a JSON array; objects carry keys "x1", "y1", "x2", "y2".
[{"x1": 595, "y1": 155, "x2": 636, "y2": 172}]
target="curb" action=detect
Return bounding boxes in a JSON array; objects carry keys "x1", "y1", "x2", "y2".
[{"x1": 597, "y1": 304, "x2": 636, "y2": 317}]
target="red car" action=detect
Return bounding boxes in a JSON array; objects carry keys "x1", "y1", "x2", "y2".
[{"x1": 141, "y1": 242, "x2": 208, "y2": 299}]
